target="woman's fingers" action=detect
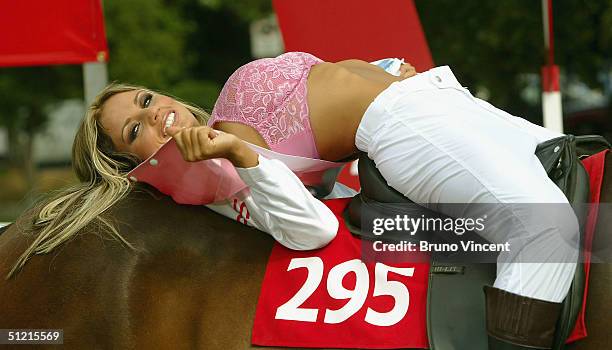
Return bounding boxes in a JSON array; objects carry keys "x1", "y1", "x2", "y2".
[
  {"x1": 167, "y1": 125, "x2": 229, "y2": 162},
  {"x1": 165, "y1": 125, "x2": 184, "y2": 137},
  {"x1": 181, "y1": 127, "x2": 193, "y2": 161},
  {"x1": 207, "y1": 127, "x2": 220, "y2": 139},
  {"x1": 399, "y1": 62, "x2": 417, "y2": 78},
  {"x1": 189, "y1": 127, "x2": 201, "y2": 160},
  {"x1": 197, "y1": 127, "x2": 214, "y2": 158},
  {"x1": 170, "y1": 128, "x2": 188, "y2": 160},
  {"x1": 166, "y1": 126, "x2": 191, "y2": 160}
]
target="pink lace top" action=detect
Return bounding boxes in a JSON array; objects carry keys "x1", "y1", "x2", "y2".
[{"x1": 209, "y1": 52, "x2": 323, "y2": 159}]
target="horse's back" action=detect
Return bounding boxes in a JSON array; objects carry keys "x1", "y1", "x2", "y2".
[
  {"x1": 0, "y1": 186, "x2": 275, "y2": 349},
  {"x1": 0, "y1": 203, "x2": 139, "y2": 347}
]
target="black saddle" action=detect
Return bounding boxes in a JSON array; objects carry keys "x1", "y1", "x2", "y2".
[{"x1": 344, "y1": 134, "x2": 611, "y2": 350}]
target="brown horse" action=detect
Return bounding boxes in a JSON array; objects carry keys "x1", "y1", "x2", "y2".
[{"x1": 0, "y1": 154, "x2": 611, "y2": 350}]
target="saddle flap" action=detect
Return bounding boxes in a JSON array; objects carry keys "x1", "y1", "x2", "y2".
[
  {"x1": 358, "y1": 153, "x2": 407, "y2": 203},
  {"x1": 575, "y1": 135, "x2": 612, "y2": 157},
  {"x1": 428, "y1": 263, "x2": 496, "y2": 350},
  {"x1": 535, "y1": 135, "x2": 570, "y2": 174}
]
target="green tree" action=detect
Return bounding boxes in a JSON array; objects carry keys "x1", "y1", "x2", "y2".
[
  {"x1": 103, "y1": 0, "x2": 195, "y2": 88},
  {"x1": 415, "y1": 0, "x2": 612, "y2": 123},
  {"x1": 102, "y1": 0, "x2": 258, "y2": 110},
  {"x1": 0, "y1": 65, "x2": 81, "y2": 188}
]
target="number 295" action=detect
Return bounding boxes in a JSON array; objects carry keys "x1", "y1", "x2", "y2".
[{"x1": 275, "y1": 257, "x2": 414, "y2": 327}]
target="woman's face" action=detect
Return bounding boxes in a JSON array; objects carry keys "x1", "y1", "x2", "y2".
[{"x1": 99, "y1": 90, "x2": 199, "y2": 161}]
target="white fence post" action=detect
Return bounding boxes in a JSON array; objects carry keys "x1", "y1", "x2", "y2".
[{"x1": 83, "y1": 60, "x2": 108, "y2": 105}]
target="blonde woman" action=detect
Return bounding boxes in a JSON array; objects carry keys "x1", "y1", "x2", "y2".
[
  {"x1": 6, "y1": 58, "x2": 410, "y2": 282},
  {"x1": 8, "y1": 83, "x2": 340, "y2": 285}
]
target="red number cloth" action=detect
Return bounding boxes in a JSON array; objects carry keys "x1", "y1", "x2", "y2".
[
  {"x1": 252, "y1": 198, "x2": 429, "y2": 349},
  {"x1": 253, "y1": 150, "x2": 608, "y2": 347},
  {"x1": 566, "y1": 149, "x2": 609, "y2": 343}
]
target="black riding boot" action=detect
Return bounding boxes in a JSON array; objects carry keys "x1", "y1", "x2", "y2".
[{"x1": 484, "y1": 286, "x2": 562, "y2": 349}]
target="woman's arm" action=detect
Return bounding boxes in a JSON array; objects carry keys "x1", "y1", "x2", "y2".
[
  {"x1": 208, "y1": 155, "x2": 339, "y2": 250},
  {"x1": 167, "y1": 125, "x2": 338, "y2": 250}
]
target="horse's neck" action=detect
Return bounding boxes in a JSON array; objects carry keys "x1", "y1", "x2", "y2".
[{"x1": 110, "y1": 190, "x2": 273, "y2": 348}]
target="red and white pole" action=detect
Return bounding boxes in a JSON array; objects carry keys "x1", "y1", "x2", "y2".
[{"x1": 541, "y1": 0, "x2": 563, "y2": 132}]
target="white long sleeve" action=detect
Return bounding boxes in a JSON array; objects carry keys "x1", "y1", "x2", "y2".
[{"x1": 205, "y1": 155, "x2": 339, "y2": 250}]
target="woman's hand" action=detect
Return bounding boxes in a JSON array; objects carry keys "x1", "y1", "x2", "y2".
[
  {"x1": 399, "y1": 62, "x2": 417, "y2": 79},
  {"x1": 166, "y1": 125, "x2": 259, "y2": 168}
]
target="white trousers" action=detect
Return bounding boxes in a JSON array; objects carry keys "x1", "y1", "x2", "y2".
[{"x1": 355, "y1": 66, "x2": 579, "y2": 303}]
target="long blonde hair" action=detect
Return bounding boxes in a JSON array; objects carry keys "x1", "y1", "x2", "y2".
[{"x1": 7, "y1": 83, "x2": 210, "y2": 279}]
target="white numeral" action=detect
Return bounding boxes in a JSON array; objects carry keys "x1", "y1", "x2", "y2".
[
  {"x1": 275, "y1": 257, "x2": 323, "y2": 322},
  {"x1": 324, "y1": 259, "x2": 369, "y2": 324},
  {"x1": 365, "y1": 263, "x2": 414, "y2": 326}
]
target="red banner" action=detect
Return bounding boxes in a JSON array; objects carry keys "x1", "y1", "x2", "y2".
[
  {"x1": 0, "y1": 0, "x2": 108, "y2": 67},
  {"x1": 272, "y1": 0, "x2": 434, "y2": 71},
  {"x1": 252, "y1": 199, "x2": 429, "y2": 349}
]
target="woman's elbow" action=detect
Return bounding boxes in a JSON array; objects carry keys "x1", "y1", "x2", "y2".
[
  {"x1": 285, "y1": 216, "x2": 339, "y2": 251},
  {"x1": 310, "y1": 218, "x2": 339, "y2": 249}
]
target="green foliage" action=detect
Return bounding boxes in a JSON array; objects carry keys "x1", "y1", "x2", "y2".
[
  {"x1": 0, "y1": 65, "x2": 81, "y2": 166},
  {"x1": 415, "y1": 0, "x2": 612, "y2": 122},
  {"x1": 170, "y1": 79, "x2": 221, "y2": 112},
  {"x1": 554, "y1": 0, "x2": 612, "y2": 86},
  {"x1": 0, "y1": 65, "x2": 81, "y2": 133},
  {"x1": 416, "y1": 0, "x2": 547, "y2": 120},
  {"x1": 103, "y1": 0, "x2": 196, "y2": 89},
  {"x1": 198, "y1": 0, "x2": 273, "y2": 22},
  {"x1": 102, "y1": 0, "x2": 256, "y2": 109}
]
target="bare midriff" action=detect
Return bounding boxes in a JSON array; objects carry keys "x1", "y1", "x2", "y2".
[
  {"x1": 306, "y1": 62, "x2": 392, "y2": 161},
  {"x1": 215, "y1": 61, "x2": 396, "y2": 162}
]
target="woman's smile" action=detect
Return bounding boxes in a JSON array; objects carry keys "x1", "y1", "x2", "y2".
[
  {"x1": 162, "y1": 110, "x2": 177, "y2": 136},
  {"x1": 99, "y1": 89, "x2": 199, "y2": 161}
]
